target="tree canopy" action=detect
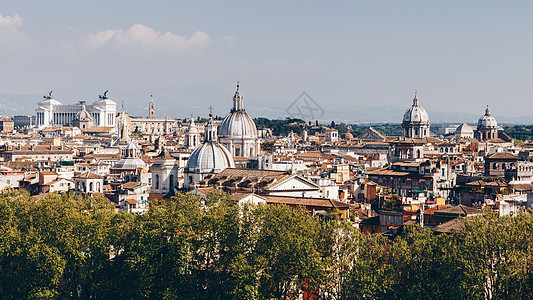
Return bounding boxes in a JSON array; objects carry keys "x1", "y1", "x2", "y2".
[{"x1": 1, "y1": 190, "x2": 532, "y2": 299}]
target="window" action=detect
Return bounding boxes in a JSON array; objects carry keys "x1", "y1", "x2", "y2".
[
  {"x1": 155, "y1": 174, "x2": 160, "y2": 189},
  {"x1": 169, "y1": 174, "x2": 175, "y2": 190}
]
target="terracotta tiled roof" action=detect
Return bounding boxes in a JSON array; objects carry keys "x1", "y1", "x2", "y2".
[
  {"x1": 120, "y1": 182, "x2": 144, "y2": 189},
  {"x1": 466, "y1": 180, "x2": 508, "y2": 188},
  {"x1": 263, "y1": 195, "x2": 349, "y2": 209},
  {"x1": 432, "y1": 218, "x2": 465, "y2": 234},
  {"x1": 434, "y1": 204, "x2": 481, "y2": 216},
  {"x1": 40, "y1": 171, "x2": 57, "y2": 175},
  {"x1": 510, "y1": 183, "x2": 533, "y2": 191},
  {"x1": 73, "y1": 171, "x2": 103, "y2": 179},
  {"x1": 486, "y1": 152, "x2": 518, "y2": 159},
  {"x1": 366, "y1": 170, "x2": 410, "y2": 176}
]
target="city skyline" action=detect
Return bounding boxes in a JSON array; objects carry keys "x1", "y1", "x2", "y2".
[{"x1": 2, "y1": 1, "x2": 533, "y2": 120}]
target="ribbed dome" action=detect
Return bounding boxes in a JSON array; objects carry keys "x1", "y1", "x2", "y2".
[
  {"x1": 114, "y1": 141, "x2": 148, "y2": 170},
  {"x1": 185, "y1": 142, "x2": 235, "y2": 174},
  {"x1": 218, "y1": 83, "x2": 258, "y2": 139},
  {"x1": 113, "y1": 157, "x2": 148, "y2": 170},
  {"x1": 477, "y1": 106, "x2": 497, "y2": 128},
  {"x1": 76, "y1": 106, "x2": 93, "y2": 121},
  {"x1": 403, "y1": 95, "x2": 430, "y2": 124},
  {"x1": 218, "y1": 111, "x2": 257, "y2": 138}
]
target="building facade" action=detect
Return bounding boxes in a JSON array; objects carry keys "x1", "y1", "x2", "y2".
[{"x1": 35, "y1": 91, "x2": 117, "y2": 129}]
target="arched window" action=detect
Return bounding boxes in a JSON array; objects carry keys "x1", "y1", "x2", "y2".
[
  {"x1": 89, "y1": 182, "x2": 93, "y2": 192},
  {"x1": 96, "y1": 182, "x2": 101, "y2": 192},
  {"x1": 155, "y1": 174, "x2": 160, "y2": 189},
  {"x1": 169, "y1": 174, "x2": 175, "y2": 191}
]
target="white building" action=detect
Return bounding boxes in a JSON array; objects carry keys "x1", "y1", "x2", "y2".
[
  {"x1": 35, "y1": 91, "x2": 117, "y2": 129},
  {"x1": 151, "y1": 149, "x2": 179, "y2": 195},
  {"x1": 74, "y1": 172, "x2": 104, "y2": 194}
]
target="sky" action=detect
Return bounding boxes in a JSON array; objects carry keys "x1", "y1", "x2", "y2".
[{"x1": 1, "y1": 1, "x2": 533, "y2": 121}]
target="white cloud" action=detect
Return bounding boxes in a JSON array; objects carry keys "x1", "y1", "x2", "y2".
[
  {"x1": 80, "y1": 24, "x2": 210, "y2": 51},
  {"x1": 0, "y1": 14, "x2": 23, "y2": 28},
  {"x1": 0, "y1": 14, "x2": 29, "y2": 46}
]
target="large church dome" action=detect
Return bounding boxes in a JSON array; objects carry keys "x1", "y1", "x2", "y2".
[
  {"x1": 185, "y1": 142, "x2": 235, "y2": 174},
  {"x1": 476, "y1": 106, "x2": 498, "y2": 141},
  {"x1": 477, "y1": 106, "x2": 498, "y2": 128},
  {"x1": 403, "y1": 94, "x2": 429, "y2": 124},
  {"x1": 402, "y1": 93, "x2": 431, "y2": 138},
  {"x1": 185, "y1": 115, "x2": 234, "y2": 175},
  {"x1": 218, "y1": 84, "x2": 258, "y2": 139}
]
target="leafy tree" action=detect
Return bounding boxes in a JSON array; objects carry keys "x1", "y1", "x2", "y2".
[{"x1": 255, "y1": 205, "x2": 324, "y2": 299}]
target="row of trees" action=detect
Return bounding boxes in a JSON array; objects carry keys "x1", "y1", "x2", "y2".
[
  {"x1": 254, "y1": 117, "x2": 306, "y2": 136},
  {"x1": 1, "y1": 190, "x2": 533, "y2": 299}
]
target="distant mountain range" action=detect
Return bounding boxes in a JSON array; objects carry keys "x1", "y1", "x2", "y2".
[{"x1": 2, "y1": 84, "x2": 532, "y2": 125}]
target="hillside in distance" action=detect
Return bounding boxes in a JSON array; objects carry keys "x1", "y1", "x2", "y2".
[{"x1": 2, "y1": 84, "x2": 532, "y2": 124}]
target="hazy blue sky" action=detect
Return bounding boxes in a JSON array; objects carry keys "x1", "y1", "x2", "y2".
[{"x1": 1, "y1": 1, "x2": 533, "y2": 119}]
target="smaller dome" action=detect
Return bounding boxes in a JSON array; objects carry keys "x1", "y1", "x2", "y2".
[
  {"x1": 113, "y1": 157, "x2": 148, "y2": 170},
  {"x1": 76, "y1": 105, "x2": 93, "y2": 121},
  {"x1": 477, "y1": 106, "x2": 498, "y2": 128},
  {"x1": 185, "y1": 142, "x2": 234, "y2": 174},
  {"x1": 455, "y1": 123, "x2": 473, "y2": 135},
  {"x1": 403, "y1": 95, "x2": 429, "y2": 124},
  {"x1": 345, "y1": 132, "x2": 354, "y2": 140}
]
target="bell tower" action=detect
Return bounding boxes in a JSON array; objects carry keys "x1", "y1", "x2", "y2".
[{"x1": 149, "y1": 95, "x2": 155, "y2": 118}]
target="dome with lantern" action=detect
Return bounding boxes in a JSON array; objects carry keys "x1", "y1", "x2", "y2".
[
  {"x1": 476, "y1": 106, "x2": 498, "y2": 141},
  {"x1": 217, "y1": 83, "x2": 261, "y2": 158},
  {"x1": 185, "y1": 112, "x2": 234, "y2": 189},
  {"x1": 401, "y1": 93, "x2": 431, "y2": 138}
]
